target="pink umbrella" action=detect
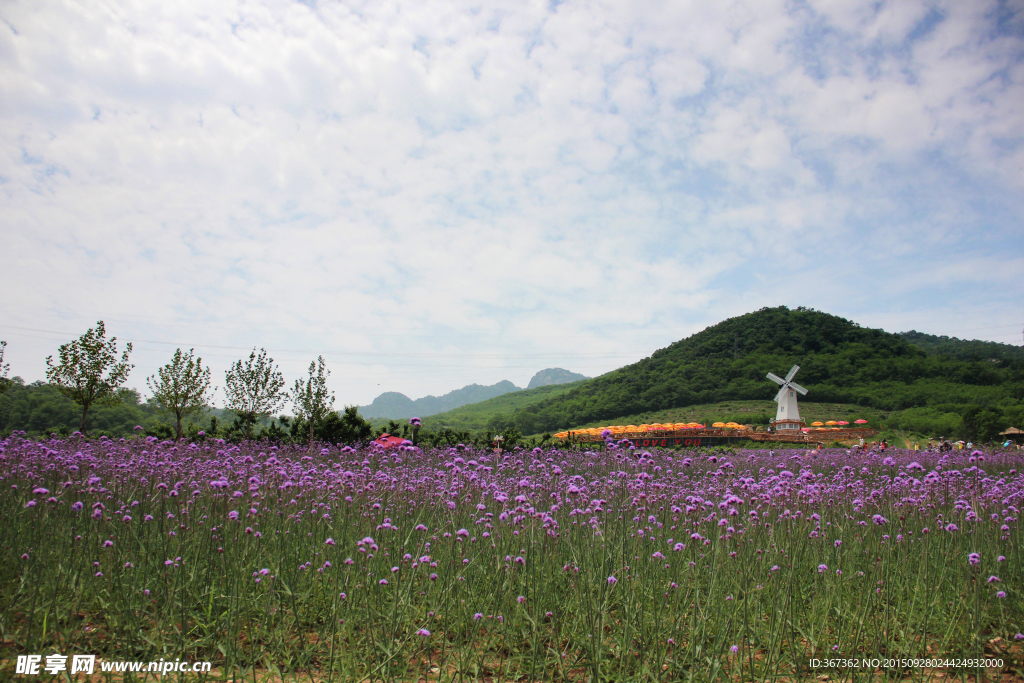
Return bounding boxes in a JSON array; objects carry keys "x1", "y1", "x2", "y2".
[
  {"x1": 837, "y1": 421, "x2": 849, "y2": 425},
  {"x1": 854, "y1": 419, "x2": 868, "y2": 424},
  {"x1": 372, "y1": 433, "x2": 406, "y2": 449}
]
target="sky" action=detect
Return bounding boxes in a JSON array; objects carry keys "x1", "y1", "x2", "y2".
[{"x1": 1, "y1": 0, "x2": 1023, "y2": 409}]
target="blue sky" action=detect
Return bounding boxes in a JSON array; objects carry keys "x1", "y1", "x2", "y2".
[{"x1": 1, "y1": 0, "x2": 1022, "y2": 407}]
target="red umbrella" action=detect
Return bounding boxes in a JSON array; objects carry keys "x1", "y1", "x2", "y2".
[
  {"x1": 372, "y1": 433, "x2": 406, "y2": 449},
  {"x1": 837, "y1": 421, "x2": 849, "y2": 425},
  {"x1": 854, "y1": 419, "x2": 868, "y2": 424}
]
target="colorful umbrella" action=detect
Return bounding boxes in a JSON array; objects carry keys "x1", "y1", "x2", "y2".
[
  {"x1": 811, "y1": 421, "x2": 824, "y2": 426},
  {"x1": 854, "y1": 419, "x2": 868, "y2": 424},
  {"x1": 837, "y1": 421, "x2": 849, "y2": 425}
]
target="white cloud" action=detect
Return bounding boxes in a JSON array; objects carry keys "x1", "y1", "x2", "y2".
[{"x1": 1, "y1": 0, "x2": 1021, "y2": 406}]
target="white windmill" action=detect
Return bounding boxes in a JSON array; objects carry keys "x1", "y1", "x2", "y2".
[{"x1": 766, "y1": 365, "x2": 808, "y2": 430}]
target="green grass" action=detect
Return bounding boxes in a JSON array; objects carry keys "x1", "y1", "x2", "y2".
[{"x1": 420, "y1": 381, "x2": 586, "y2": 432}]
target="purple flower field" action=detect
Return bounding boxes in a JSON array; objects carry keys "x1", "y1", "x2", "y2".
[{"x1": 1, "y1": 432, "x2": 1022, "y2": 680}]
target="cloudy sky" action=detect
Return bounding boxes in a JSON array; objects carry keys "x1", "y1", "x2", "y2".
[{"x1": 1, "y1": 0, "x2": 1022, "y2": 407}]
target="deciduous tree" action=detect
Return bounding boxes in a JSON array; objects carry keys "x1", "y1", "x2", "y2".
[
  {"x1": 147, "y1": 348, "x2": 214, "y2": 441},
  {"x1": 224, "y1": 348, "x2": 286, "y2": 437},
  {"x1": 0, "y1": 341, "x2": 9, "y2": 397},
  {"x1": 291, "y1": 356, "x2": 335, "y2": 445},
  {"x1": 45, "y1": 321, "x2": 134, "y2": 433}
]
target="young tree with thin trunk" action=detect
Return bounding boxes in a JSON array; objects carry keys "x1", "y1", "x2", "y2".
[
  {"x1": 291, "y1": 356, "x2": 335, "y2": 445},
  {"x1": 0, "y1": 341, "x2": 10, "y2": 397},
  {"x1": 45, "y1": 321, "x2": 134, "y2": 434},
  {"x1": 147, "y1": 348, "x2": 214, "y2": 441},
  {"x1": 224, "y1": 348, "x2": 286, "y2": 438}
]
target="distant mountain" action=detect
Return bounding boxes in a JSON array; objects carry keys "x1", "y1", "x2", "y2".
[
  {"x1": 421, "y1": 380, "x2": 588, "y2": 433},
  {"x1": 527, "y1": 368, "x2": 589, "y2": 389},
  {"x1": 899, "y1": 330, "x2": 1024, "y2": 362},
  {"x1": 360, "y1": 380, "x2": 522, "y2": 419}
]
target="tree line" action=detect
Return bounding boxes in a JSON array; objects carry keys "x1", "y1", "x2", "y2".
[
  {"x1": 0, "y1": 322, "x2": 369, "y2": 444},
  {"x1": 0, "y1": 323, "x2": 543, "y2": 449}
]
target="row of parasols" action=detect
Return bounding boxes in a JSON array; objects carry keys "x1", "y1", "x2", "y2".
[
  {"x1": 553, "y1": 419, "x2": 869, "y2": 439},
  {"x1": 555, "y1": 422, "x2": 708, "y2": 439},
  {"x1": 800, "y1": 419, "x2": 870, "y2": 433}
]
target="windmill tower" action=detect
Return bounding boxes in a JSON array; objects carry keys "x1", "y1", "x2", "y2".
[{"x1": 766, "y1": 365, "x2": 808, "y2": 431}]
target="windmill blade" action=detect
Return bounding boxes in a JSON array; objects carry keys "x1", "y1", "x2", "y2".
[
  {"x1": 775, "y1": 386, "x2": 788, "y2": 402},
  {"x1": 789, "y1": 382, "x2": 808, "y2": 395},
  {"x1": 766, "y1": 372, "x2": 786, "y2": 385},
  {"x1": 785, "y1": 365, "x2": 800, "y2": 382}
]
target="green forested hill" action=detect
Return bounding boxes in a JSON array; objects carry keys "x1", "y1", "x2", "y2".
[
  {"x1": 898, "y1": 330, "x2": 1024, "y2": 362},
  {"x1": 420, "y1": 381, "x2": 584, "y2": 433},
  {"x1": 490, "y1": 307, "x2": 1024, "y2": 438},
  {"x1": 0, "y1": 380, "x2": 163, "y2": 436}
]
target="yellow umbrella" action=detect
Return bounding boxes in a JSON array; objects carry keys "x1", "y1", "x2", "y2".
[
  {"x1": 825, "y1": 420, "x2": 838, "y2": 426},
  {"x1": 811, "y1": 422, "x2": 824, "y2": 426},
  {"x1": 712, "y1": 422, "x2": 726, "y2": 428}
]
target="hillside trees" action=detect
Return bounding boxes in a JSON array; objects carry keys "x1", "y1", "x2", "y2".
[
  {"x1": 147, "y1": 348, "x2": 215, "y2": 440},
  {"x1": 496, "y1": 307, "x2": 1024, "y2": 434},
  {"x1": 960, "y1": 405, "x2": 1009, "y2": 442},
  {"x1": 45, "y1": 321, "x2": 134, "y2": 433},
  {"x1": 224, "y1": 348, "x2": 287, "y2": 437}
]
